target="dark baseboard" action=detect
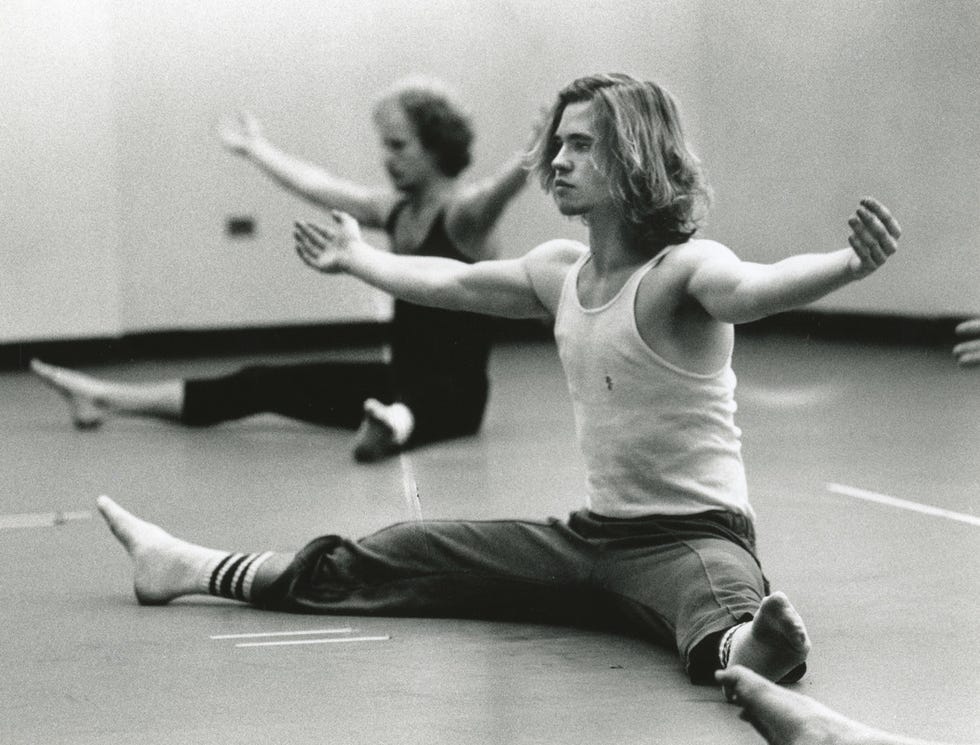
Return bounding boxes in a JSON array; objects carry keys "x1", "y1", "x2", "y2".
[
  {"x1": 0, "y1": 322, "x2": 377, "y2": 370},
  {"x1": 737, "y1": 310, "x2": 965, "y2": 348},
  {"x1": 0, "y1": 311, "x2": 965, "y2": 371},
  {"x1": 0, "y1": 317, "x2": 553, "y2": 371}
]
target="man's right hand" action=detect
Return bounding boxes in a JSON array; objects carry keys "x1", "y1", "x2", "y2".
[{"x1": 294, "y1": 212, "x2": 364, "y2": 274}]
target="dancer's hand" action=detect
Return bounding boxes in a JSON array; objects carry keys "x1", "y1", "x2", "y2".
[
  {"x1": 953, "y1": 318, "x2": 980, "y2": 367},
  {"x1": 294, "y1": 212, "x2": 363, "y2": 273},
  {"x1": 846, "y1": 197, "x2": 902, "y2": 278},
  {"x1": 218, "y1": 112, "x2": 264, "y2": 157}
]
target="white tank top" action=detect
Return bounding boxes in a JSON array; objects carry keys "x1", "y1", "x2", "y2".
[{"x1": 554, "y1": 252, "x2": 752, "y2": 518}]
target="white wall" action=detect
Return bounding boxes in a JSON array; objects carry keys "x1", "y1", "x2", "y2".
[
  {"x1": 0, "y1": 0, "x2": 123, "y2": 341},
  {"x1": 695, "y1": 0, "x2": 980, "y2": 315},
  {"x1": 2, "y1": 0, "x2": 977, "y2": 343}
]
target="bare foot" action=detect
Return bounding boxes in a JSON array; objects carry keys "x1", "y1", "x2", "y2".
[
  {"x1": 96, "y1": 495, "x2": 223, "y2": 605},
  {"x1": 716, "y1": 665, "x2": 935, "y2": 745},
  {"x1": 727, "y1": 592, "x2": 811, "y2": 683},
  {"x1": 31, "y1": 359, "x2": 106, "y2": 429}
]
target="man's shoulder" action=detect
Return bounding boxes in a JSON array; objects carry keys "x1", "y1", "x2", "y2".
[
  {"x1": 522, "y1": 240, "x2": 588, "y2": 315},
  {"x1": 669, "y1": 237, "x2": 731, "y2": 259},
  {"x1": 527, "y1": 239, "x2": 588, "y2": 266},
  {"x1": 662, "y1": 238, "x2": 737, "y2": 275}
]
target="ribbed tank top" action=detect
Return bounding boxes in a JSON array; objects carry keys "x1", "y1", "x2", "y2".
[{"x1": 554, "y1": 252, "x2": 752, "y2": 518}]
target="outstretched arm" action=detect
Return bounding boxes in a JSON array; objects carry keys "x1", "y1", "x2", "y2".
[
  {"x1": 294, "y1": 212, "x2": 555, "y2": 319},
  {"x1": 445, "y1": 111, "x2": 545, "y2": 260},
  {"x1": 688, "y1": 198, "x2": 902, "y2": 324},
  {"x1": 218, "y1": 112, "x2": 394, "y2": 228},
  {"x1": 953, "y1": 318, "x2": 980, "y2": 367}
]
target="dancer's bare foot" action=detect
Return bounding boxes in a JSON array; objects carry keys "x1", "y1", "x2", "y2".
[
  {"x1": 727, "y1": 592, "x2": 811, "y2": 683},
  {"x1": 96, "y1": 495, "x2": 223, "y2": 605},
  {"x1": 32, "y1": 359, "x2": 184, "y2": 424},
  {"x1": 716, "y1": 665, "x2": 939, "y2": 745},
  {"x1": 31, "y1": 359, "x2": 106, "y2": 429}
]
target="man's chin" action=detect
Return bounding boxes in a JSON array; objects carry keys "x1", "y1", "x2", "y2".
[{"x1": 554, "y1": 199, "x2": 584, "y2": 216}]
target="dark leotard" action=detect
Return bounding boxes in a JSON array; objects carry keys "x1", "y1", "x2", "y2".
[{"x1": 181, "y1": 201, "x2": 492, "y2": 446}]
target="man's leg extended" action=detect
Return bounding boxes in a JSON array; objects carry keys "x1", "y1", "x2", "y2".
[
  {"x1": 98, "y1": 497, "x2": 599, "y2": 623},
  {"x1": 252, "y1": 517, "x2": 600, "y2": 622},
  {"x1": 182, "y1": 361, "x2": 393, "y2": 428}
]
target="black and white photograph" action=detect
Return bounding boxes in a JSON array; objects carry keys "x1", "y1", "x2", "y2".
[{"x1": 1, "y1": 1, "x2": 977, "y2": 743}]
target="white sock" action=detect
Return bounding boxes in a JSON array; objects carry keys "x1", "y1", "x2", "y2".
[{"x1": 364, "y1": 399, "x2": 415, "y2": 445}]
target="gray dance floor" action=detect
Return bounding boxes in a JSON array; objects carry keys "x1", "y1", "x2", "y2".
[{"x1": 1, "y1": 335, "x2": 977, "y2": 744}]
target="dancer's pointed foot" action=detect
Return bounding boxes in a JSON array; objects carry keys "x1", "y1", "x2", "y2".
[
  {"x1": 31, "y1": 359, "x2": 106, "y2": 429},
  {"x1": 727, "y1": 592, "x2": 811, "y2": 684},
  {"x1": 96, "y1": 495, "x2": 221, "y2": 605}
]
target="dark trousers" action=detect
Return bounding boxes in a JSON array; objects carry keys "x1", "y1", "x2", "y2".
[
  {"x1": 256, "y1": 509, "x2": 767, "y2": 682},
  {"x1": 181, "y1": 361, "x2": 488, "y2": 447}
]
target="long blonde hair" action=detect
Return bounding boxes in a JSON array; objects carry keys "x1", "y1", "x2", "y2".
[{"x1": 529, "y1": 73, "x2": 711, "y2": 249}]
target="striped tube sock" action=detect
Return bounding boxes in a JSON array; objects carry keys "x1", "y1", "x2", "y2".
[
  {"x1": 201, "y1": 551, "x2": 274, "y2": 603},
  {"x1": 718, "y1": 622, "x2": 748, "y2": 668}
]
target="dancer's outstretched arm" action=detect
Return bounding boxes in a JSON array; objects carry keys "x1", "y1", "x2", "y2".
[
  {"x1": 688, "y1": 198, "x2": 902, "y2": 324},
  {"x1": 294, "y1": 212, "x2": 579, "y2": 319},
  {"x1": 219, "y1": 112, "x2": 395, "y2": 228},
  {"x1": 446, "y1": 112, "x2": 544, "y2": 260}
]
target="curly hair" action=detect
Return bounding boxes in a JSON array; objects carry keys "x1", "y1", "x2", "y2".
[
  {"x1": 529, "y1": 73, "x2": 711, "y2": 248},
  {"x1": 374, "y1": 77, "x2": 474, "y2": 178}
]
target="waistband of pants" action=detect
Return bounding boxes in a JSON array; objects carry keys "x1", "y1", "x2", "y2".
[{"x1": 568, "y1": 508, "x2": 758, "y2": 555}]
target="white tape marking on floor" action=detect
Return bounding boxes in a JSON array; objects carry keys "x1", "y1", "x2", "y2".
[
  {"x1": 826, "y1": 483, "x2": 980, "y2": 527},
  {"x1": 236, "y1": 635, "x2": 391, "y2": 648},
  {"x1": 210, "y1": 628, "x2": 354, "y2": 640},
  {"x1": 399, "y1": 452, "x2": 424, "y2": 524},
  {"x1": 0, "y1": 510, "x2": 92, "y2": 530}
]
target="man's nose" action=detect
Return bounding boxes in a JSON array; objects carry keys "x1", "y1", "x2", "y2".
[{"x1": 551, "y1": 147, "x2": 571, "y2": 173}]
